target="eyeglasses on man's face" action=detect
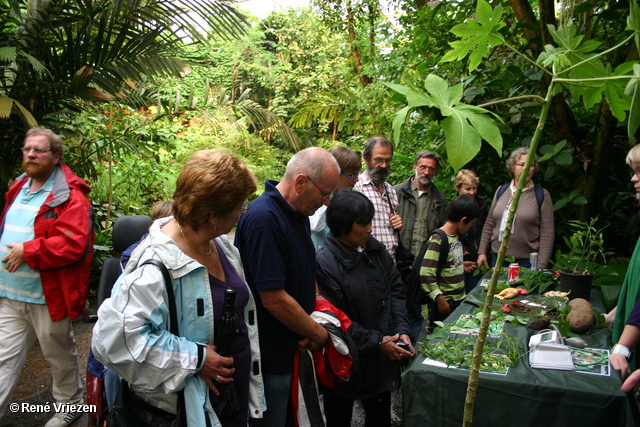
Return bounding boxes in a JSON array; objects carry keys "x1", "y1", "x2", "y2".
[
  {"x1": 372, "y1": 157, "x2": 391, "y2": 166},
  {"x1": 416, "y1": 165, "x2": 437, "y2": 173},
  {"x1": 22, "y1": 147, "x2": 52, "y2": 155},
  {"x1": 306, "y1": 175, "x2": 334, "y2": 200},
  {"x1": 631, "y1": 170, "x2": 640, "y2": 180}
]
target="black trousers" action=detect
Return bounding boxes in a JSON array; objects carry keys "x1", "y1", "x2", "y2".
[{"x1": 323, "y1": 391, "x2": 391, "y2": 427}]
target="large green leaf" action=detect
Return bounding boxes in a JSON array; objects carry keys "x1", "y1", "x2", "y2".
[
  {"x1": 392, "y1": 106, "x2": 411, "y2": 146},
  {"x1": 539, "y1": 23, "x2": 607, "y2": 104},
  {"x1": 442, "y1": 111, "x2": 482, "y2": 171},
  {"x1": 625, "y1": 63, "x2": 640, "y2": 141},
  {"x1": 424, "y1": 74, "x2": 462, "y2": 111},
  {"x1": 0, "y1": 47, "x2": 17, "y2": 62},
  {"x1": 382, "y1": 82, "x2": 410, "y2": 96},
  {"x1": 463, "y1": 106, "x2": 502, "y2": 153},
  {"x1": 601, "y1": 62, "x2": 635, "y2": 122},
  {"x1": 386, "y1": 74, "x2": 503, "y2": 169},
  {"x1": 420, "y1": 75, "x2": 502, "y2": 171},
  {"x1": 440, "y1": 0, "x2": 505, "y2": 71},
  {"x1": 629, "y1": 0, "x2": 640, "y2": 54}
]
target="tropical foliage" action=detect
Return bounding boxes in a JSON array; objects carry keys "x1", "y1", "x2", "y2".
[{"x1": 0, "y1": 0, "x2": 247, "y2": 192}]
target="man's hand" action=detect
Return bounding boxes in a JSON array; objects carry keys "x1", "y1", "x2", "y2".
[
  {"x1": 297, "y1": 327, "x2": 329, "y2": 352},
  {"x1": 436, "y1": 294, "x2": 451, "y2": 314},
  {"x1": 2, "y1": 243, "x2": 25, "y2": 273},
  {"x1": 260, "y1": 289, "x2": 329, "y2": 351},
  {"x1": 389, "y1": 214, "x2": 403, "y2": 230}
]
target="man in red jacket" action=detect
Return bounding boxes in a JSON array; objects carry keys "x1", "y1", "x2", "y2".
[{"x1": 0, "y1": 127, "x2": 94, "y2": 427}]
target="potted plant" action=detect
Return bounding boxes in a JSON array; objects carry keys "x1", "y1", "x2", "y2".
[{"x1": 555, "y1": 218, "x2": 606, "y2": 300}]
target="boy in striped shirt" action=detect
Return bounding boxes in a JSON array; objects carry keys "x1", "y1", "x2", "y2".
[{"x1": 420, "y1": 195, "x2": 481, "y2": 332}]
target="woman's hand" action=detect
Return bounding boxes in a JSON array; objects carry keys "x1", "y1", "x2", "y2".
[
  {"x1": 477, "y1": 254, "x2": 488, "y2": 268},
  {"x1": 436, "y1": 294, "x2": 451, "y2": 314},
  {"x1": 379, "y1": 334, "x2": 414, "y2": 361},
  {"x1": 198, "y1": 344, "x2": 236, "y2": 395},
  {"x1": 463, "y1": 261, "x2": 476, "y2": 274},
  {"x1": 610, "y1": 353, "x2": 631, "y2": 379}
]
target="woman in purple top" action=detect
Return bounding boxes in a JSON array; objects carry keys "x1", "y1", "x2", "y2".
[{"x1": 210, "y1": 240, "x2": 252, "y2": 426}]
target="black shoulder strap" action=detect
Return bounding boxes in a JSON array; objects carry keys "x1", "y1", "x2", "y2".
[
  {"x1": 496, "y1": 183, "x2": 510, "y2": 201},
  {"x1": 534, "y1": 184, "x2": 544, "y2": 212},
  {"x1": 383, "y1": 186, "x2": 404, "y2": 242},
  {"x1": 432, "y1": 229, "x2": 450, "y2": 279},
  {"x1": 497, "y1": 183, "x2": 544, "y2": 213},
  {"x1": 141, "y1": 259, "x2": 178, "y2": 336},
  {"x1": 135, "y1": 259, "x2": 186, "y2": 418}
]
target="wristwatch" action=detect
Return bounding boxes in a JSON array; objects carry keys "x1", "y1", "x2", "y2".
[{"x1": 611, "y1": 343, "x2": 633, "y2": 361}]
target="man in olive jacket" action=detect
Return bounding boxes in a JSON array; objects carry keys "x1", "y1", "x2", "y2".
[{"x1": 393, "y1": 150, "x2": 448, "y2": 341}]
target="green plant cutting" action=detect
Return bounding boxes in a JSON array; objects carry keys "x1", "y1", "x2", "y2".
[
  {"x1": 554, "y1": 218, "x2": 607, "y2": 274},
  {"x1": 419, "y1": 324, "x2": 521, "y2": 373}
]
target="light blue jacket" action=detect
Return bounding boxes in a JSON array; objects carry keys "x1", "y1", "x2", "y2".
[{"x1": 92, "y1": 217, "x2": 264, "y2": 426}]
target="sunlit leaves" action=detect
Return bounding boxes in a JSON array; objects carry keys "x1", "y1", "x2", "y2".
[
  {"x1": 0, "y1": 97, "x2": 38, "y2": 127},
  {"x1": 440, "y1": 0, "x2": 505, "y2": 72}
]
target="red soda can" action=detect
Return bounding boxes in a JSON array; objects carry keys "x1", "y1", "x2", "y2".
[{"x1": 508, "y1": 263, "x2": 520, "y2": 283}]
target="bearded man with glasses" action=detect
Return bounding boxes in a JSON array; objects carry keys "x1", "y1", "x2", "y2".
[
  {"x1": 0, "y1": 127, "x2": 94, "y2": 427},
  {"x1": 354, "y1": 136, "x2": 404, "y2": 262}
]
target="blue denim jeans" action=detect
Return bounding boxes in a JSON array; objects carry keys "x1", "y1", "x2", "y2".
[{"x1": 249, "y1": 372, "x2": 293, "y2": 427}]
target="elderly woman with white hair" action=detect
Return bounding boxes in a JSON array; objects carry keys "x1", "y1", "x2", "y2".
[{"x1": 477, "y1": 147, "x2": 554, "y2": 269}]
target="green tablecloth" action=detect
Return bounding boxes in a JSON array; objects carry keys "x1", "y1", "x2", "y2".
[{"x1": 402, "y1": 284, "x2": 630, "y2": 427}]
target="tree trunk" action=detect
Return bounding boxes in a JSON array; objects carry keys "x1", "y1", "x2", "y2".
[
  {"x1": 507, "y1": 0, "x2": 538, "y2": 49},
  {"x1": 346, "y1": 0, "x2": 372, "y2": 86}
]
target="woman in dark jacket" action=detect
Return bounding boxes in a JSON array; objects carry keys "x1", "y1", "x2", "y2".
[{"x1": 315, "y1": 190, "x2": 413, "y2": 427}]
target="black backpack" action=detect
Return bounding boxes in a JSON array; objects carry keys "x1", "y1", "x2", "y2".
[{"x1": 405, "y1": 229, "x2": 450, "y2": 305}]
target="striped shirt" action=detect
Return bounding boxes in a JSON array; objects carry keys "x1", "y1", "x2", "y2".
[
  {"x1": 354, "y1": 173, "x2": 398, "y2": 260},
  {"x1": 0, "y1": 171, "x2": 56, "y2": 304},
  {"x1": 419, "y1": 231, "x2": 465, "y2": 302}
]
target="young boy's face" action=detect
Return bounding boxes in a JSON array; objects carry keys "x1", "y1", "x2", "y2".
[{"x1": 458, "y1": 217, "x2": 476, "y2": 234}]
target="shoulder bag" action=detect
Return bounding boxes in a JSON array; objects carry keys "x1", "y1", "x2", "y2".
[{"x1": 107, "y1": 259, "x2": 187, "y2": 427}]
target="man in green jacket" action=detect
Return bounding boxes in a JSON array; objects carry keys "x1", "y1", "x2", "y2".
[{"x1": 393, "y1": 150, "x2": 448, "y2": 341}]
